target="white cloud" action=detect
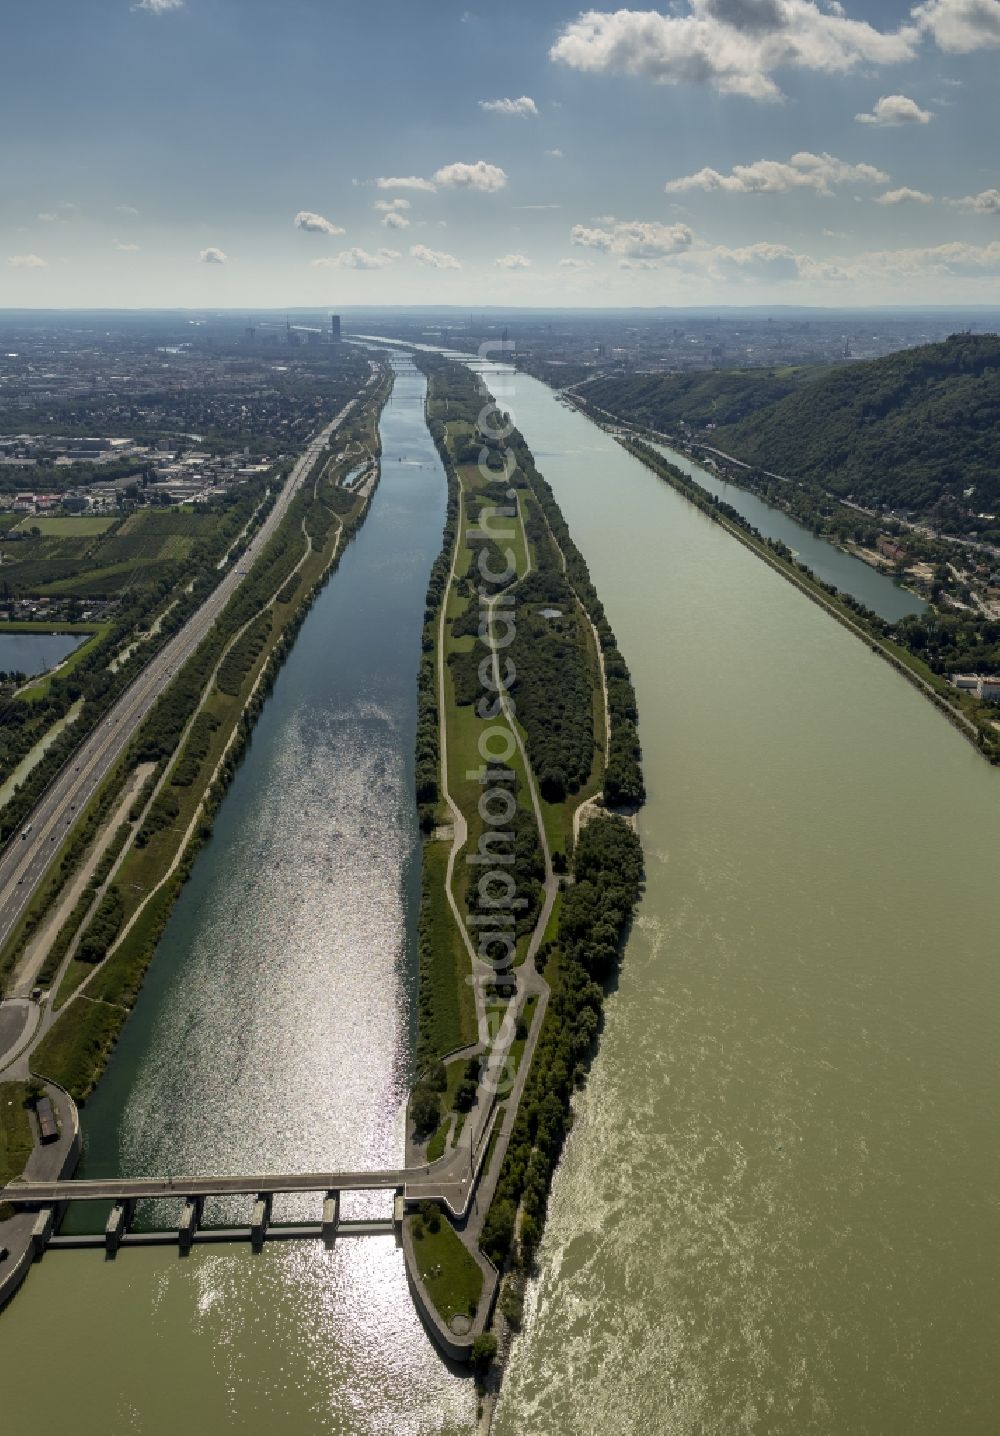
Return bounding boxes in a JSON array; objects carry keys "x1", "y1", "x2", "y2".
[
  {"x1": 586, "y1": 229, "x2": 1000, "y2": 289},
  {"x1": 874, "y1": 186, "x2": 933, "y2": 204},
  {"x1": 375, "y1": 175, "x2": 438, "y2": 192},
  {"x1": 846, "y1": 239, "x2": 1000, "y2": 278},
  {"x1": 550, "y1": 3, "x2": 918, "y2": 102},
  {"x1": 496, "y1": 253, "x2": 532, "y2": 269},
  {"x1": 311, "y1": 247, "x2": 399, "y2": 270},
  {"x1": 913, "y1": 0, "x2": 1000, "y2": 51},
  {"x1": 133, "y1": 0, "x2": 183, "y2": 11},
  {"x1": 545, "y1": 148, "x2": 565, "y2": 158},
  {"x1": 294, "y1": 210, "x2": 345, "y2": 236},
  {"x1": 116, "y1": 204, "x2": 140, "y2": 217},
  {"x1": 382, "y1": 210, "x2": 410, "y2": 230},
  {"x1": 559, "y1": 257, "x2": 593, "y2": 269},
  {"x1": 410, "y1": 244, "x2": 462, "y2": 269},
  {"x1": 7, "y1": 254, "x2": 47, "y2": 268},
  {"x1": 36, "y1": 213, "x2": 58, "y2": 223},
  {"x1": 665, "y1": 151, "x2": 887, "y2": 195},
  {"x1": 707, "y1": 241, "x2": 815, "y2": 279},
  {"x1": 199, "y1": 247, "x2": 227, "y2": 264},
  {"x1": 947, "y1": 188, "x2": 1000, "y2": 214},
  {"x1": 571, "y1": 218, "x2": 694, "y2": 259},
  {"x1": 856, "y1": 93, "x2": 933, "y2": 124},
  {"x1": 373, "y1": 198, "x2": 411, "y2": 212},
  {"x1": 479, "y1": 96, "x2": 539, "y2": 116},
  {"x1": 433, "y1": 160, "x2": 508, "y2": 192},
  {"x1": 115, "y1": 241, "x2": 142, "y2": 250}
]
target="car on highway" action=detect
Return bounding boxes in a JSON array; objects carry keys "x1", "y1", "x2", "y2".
[{"x1": 21, "y1": 824, "x2": 32, "y2": 839}]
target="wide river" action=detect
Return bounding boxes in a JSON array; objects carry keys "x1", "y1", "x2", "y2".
[{"x1": 4, "y1": 355, "x2": 1000, "y2": 1435}]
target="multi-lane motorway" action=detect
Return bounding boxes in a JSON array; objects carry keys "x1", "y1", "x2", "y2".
[{"x1": 0, "y1": 397, "x2": 360, "y2": 963}]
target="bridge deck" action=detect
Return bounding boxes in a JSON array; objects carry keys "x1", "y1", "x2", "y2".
[{"x1": 0, "y1": 1168, "x2": 418, "y2": 1205}]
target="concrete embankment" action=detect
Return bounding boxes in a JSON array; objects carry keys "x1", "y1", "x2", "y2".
[{"x1": 0, "y1": 1080, "x2": 81, "y2": 1311}]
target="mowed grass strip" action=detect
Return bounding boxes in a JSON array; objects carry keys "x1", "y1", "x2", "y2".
[
  {"x1": 419, "y1": 840, "x2": 477, "y2": 1057},
  {"x1": 444, "y1": 467, "x2": 541, "y2": 962},
  {"x1": 443, "y1": 657, "x2": 536, "y2": 965},
  {"x1": 31, "y1": 997, "x2": 122, "y2": 1103},
  {"x1": 0, "y1": 1081, "x2": 35, "y2": 1186},
  {"x1": 410, "y1": 1215, "x2": 484, "y2": 1326}
]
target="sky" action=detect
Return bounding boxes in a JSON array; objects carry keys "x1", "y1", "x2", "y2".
[{"x1": 3, "y1": 0, "x2": 1000, "y2": 308}]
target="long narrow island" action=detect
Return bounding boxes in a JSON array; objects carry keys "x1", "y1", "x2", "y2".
[{"x1": 400, "y1": 354, "x2": 644, "y2": 1387}]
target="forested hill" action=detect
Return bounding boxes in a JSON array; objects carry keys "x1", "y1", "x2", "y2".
[
  {"x1": 583, "y1": 334, "x2": 1000, "y2": 517},
  {"x1": 584, "y1": 366, "x2": 810, "y2": 431}
]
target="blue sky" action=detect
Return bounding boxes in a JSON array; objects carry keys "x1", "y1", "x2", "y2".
[{"x1": 3, "y1": 0, "x2": 1000, "y2": 306}]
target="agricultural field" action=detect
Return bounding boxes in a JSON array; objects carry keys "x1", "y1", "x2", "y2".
[
  {"x1": 12, "y1": 515, "x2": 117, "y2": 537},
  {"x1": 0, "y1": 507, "x2": 233, "y2": 600}
]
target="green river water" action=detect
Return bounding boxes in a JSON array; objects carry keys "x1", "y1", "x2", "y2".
[{"x1": 2, "y1": 359, "x2": 1000, "y2": 1434}]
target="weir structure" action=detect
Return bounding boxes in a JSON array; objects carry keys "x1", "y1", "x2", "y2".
[{"x1": 0, "y1": 1095, "x2": 498, "y2": 1252}]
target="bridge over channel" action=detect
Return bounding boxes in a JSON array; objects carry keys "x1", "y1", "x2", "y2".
[{"x1": 0, "y1": 1145, "x2": 482, "y2": 1259}]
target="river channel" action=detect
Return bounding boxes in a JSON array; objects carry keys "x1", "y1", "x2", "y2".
[
  {"x1": 0, "y1": 353, "x2": 475, "y2": 1435},
  {"x1": 3, "y1": 351, "x2": 1000, "y2": 1435},
  {"x1": 485, "y1": 366, "x2": 1000, "y2": 1435}
]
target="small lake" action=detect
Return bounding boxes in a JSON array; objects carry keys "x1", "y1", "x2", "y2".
[
  {"x1": 0, "y1": 631, "x2": 85, "y2": 678},
  {"x1": 648, "y1": 441, "x2": 926, "y2": 623}
]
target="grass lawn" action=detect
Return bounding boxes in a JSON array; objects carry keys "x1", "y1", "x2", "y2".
[
  {"x1": 541, "y1": 888, "x2": 562, "y2": 948},
  {"x1": 483, "y1": 1104, "x2": 506, "y2": 1179},
  {"x1": 410, "y1": 1215, "x2": 483, "y2": 1326},
  {"x1": 0, "y1": 621, "x2": 101, "y2": 634},
  {"x1": 31, "y1": 997, "x2": 122, "y2": 1101},
  {"x1": 426, "y1": 1117, "x2": 451, "y2": 1162},
  {"x1": 419, "y1": 841, "x2": 477, "y2": 1056},
  {"x1": 0, "y1": 1081, "x2": 34, "y2": 1186},
  {"x1": 13, "y1": 515, "x2": 117, "y2": 537},
  {"x1": 508, "y1": 994, "x2": 538, "y2": 1078}
]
